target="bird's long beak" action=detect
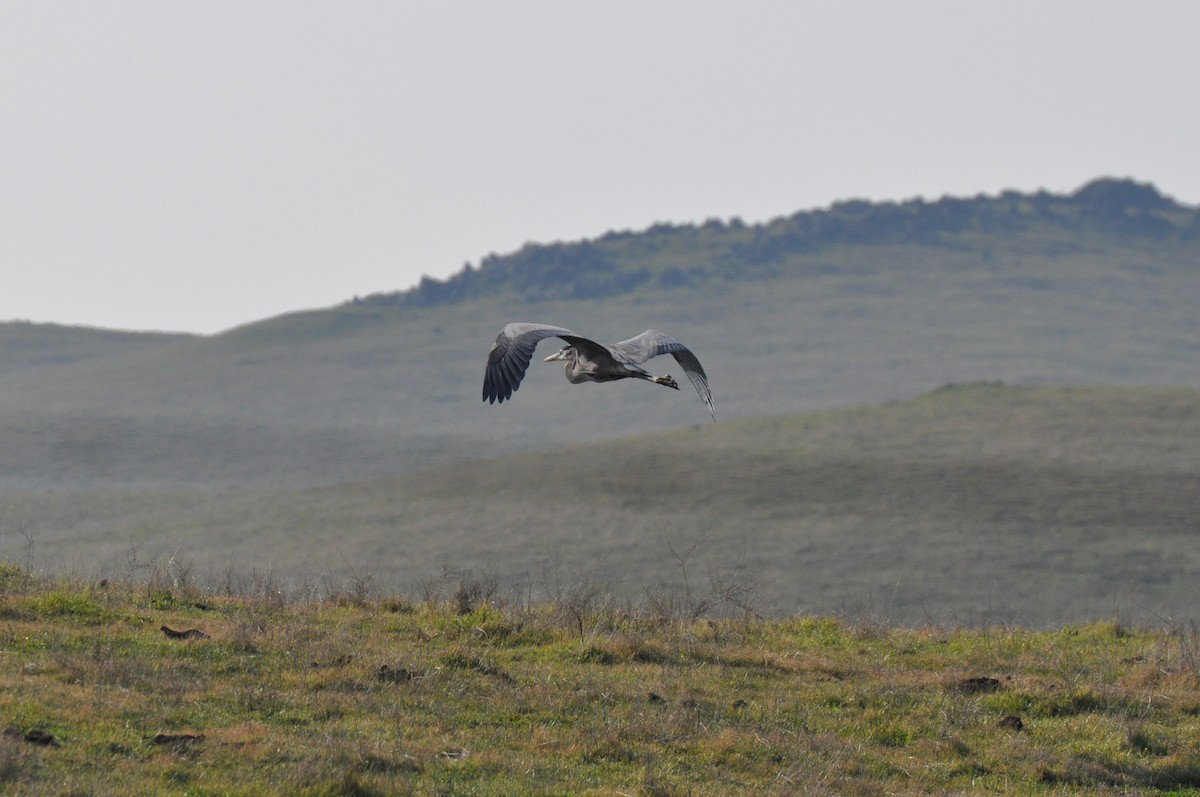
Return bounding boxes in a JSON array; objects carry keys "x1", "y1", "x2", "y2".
[{"x1": 543, "y1": 349, "x2": 567, "y2": 362}]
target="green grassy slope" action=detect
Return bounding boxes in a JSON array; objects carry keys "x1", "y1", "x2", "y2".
[
  {"x1": 3, "y1": 570, "x2": 1200, "y2": 796},
  {"x1": 6, "y1": 385, "x2": 1197, "y2": 627}
]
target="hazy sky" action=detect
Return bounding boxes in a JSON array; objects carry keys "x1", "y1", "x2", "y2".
[{"x1": 3, "y1": 1, "x2": 1198, "y2": 334}]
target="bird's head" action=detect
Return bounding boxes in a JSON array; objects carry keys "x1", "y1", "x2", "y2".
[{"x1": 543, "y1": 346, "x2": 572, "y2": 363}]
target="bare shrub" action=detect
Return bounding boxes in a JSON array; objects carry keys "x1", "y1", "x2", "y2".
[
  {"x1": 415, "y1": 565, "x2": 500, "y2": 614},
  {"x1": 642, "y1": 531, "x2": 761, "y2": 627},
  {"x1": 321, "y1": 564, "x2": 376, "y2": 608},
  {"x1": 534, "y1": 552, "x2": 622, "y2": 642}
]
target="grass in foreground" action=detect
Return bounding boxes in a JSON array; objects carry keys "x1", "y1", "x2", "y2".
[{"x1": 2, "y1": 564, "x2": 1200, "y2": 796}]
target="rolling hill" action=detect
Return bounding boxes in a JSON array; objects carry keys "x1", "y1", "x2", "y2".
[
  {"x1": 1, "y1": 177, "x2": 1196, "y2": 490},
  {"x1": 1, "y1": 177, "x2": 1197, "y2": 625}
]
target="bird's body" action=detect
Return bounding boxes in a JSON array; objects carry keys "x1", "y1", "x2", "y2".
[{"x1": 483, "y1": 322, "x2": 715, "y2": 420}]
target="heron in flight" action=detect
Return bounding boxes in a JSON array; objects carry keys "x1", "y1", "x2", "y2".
[{"x1": 483, "y1": 322, "x2": 715, "y2": 420}]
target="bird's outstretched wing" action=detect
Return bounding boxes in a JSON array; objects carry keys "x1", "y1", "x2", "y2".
[
  {"x1": 483, "y1": 322, "x2": 577, "y2": 404},
  {"x1": 608, "y1": 330, "x2": 715, "y2": 420}
]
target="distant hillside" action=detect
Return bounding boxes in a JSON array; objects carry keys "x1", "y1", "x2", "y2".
[
  {"x1": 0, "y1": 177, "x2": 1197, "y2": 495},
  {"x1": 0, "y1": 321, "x2": 191, "y2": 376}
]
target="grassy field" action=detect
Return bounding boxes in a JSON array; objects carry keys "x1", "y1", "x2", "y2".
[
  {"x1": 5, "y1": 384, "x2": 1198, "y2": 628},
  {"x1": 3, "y1": 186, "x2": 1199, "y2": 793},
  {"x1": 3, "y1": 564, "x2": 1200, "y2": 795}
]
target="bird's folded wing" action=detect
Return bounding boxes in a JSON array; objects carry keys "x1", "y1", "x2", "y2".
[{"x1": 558, "y1": 335, "x2": 621, "y2": 367}]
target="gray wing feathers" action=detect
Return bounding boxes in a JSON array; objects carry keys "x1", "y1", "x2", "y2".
[
  {"x1": 483, "y1": 324, "x2": 715, "y2": 420},
  {"x1": 610, "y1": 330, "x2": 715, "y2": 420},
  {"x1": 483, "y1": 322, "x2": 575, "y2": 404}
]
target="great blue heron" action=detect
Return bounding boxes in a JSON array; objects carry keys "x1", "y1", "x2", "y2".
[{"x1": 483, "y1": 322, "x2": 715, "y2": 420}]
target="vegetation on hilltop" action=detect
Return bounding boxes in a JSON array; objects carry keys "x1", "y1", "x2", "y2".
[{"x1": 362, "y1": 177, "x2": 1199, "y2": 308}]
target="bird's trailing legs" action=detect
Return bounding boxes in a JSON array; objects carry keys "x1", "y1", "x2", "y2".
[{"x1": 653, "y1": 374, "x2": 680, "y2": 390}]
